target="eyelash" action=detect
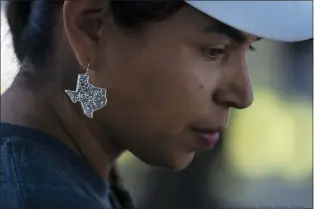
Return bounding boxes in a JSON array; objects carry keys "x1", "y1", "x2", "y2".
[
  {"x1": 201, "y1": 45, "x2": 256, "y2": 61},
  {"x1": 249, "y1": 45, "x2": 256, "y2": 51},
  {"x1": 201, "y1": 47, "x2": 225, "y2": 61}
]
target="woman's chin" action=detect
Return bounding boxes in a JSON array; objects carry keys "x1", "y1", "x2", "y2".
[{"x1": 162, "y1": 152, "x2": 196, "y2": 172}]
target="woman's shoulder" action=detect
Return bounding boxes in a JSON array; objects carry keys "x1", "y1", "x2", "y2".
[{"x1": 0, "y1": 123, "x2": 112, "y2": 209}]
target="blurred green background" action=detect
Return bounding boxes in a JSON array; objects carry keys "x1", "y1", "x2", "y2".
[{"x1": 1, "y1": 7, "x2": 312, "y2": 209}]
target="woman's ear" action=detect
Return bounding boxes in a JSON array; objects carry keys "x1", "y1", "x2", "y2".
[{"x1": 63, "y1": 0, "x2": 110, "y2": 69}]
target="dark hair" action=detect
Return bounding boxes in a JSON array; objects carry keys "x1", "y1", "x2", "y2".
[
  {"x1": 6, "y1": 1, "x2": 185, "y2": 68},
  {"x1": 5, "y1": 1, "x2": 184, "y2": 208}
]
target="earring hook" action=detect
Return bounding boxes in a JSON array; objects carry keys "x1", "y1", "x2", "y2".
[{"x1": 85, "y1": 62, "x2": 90, "y2": 75}]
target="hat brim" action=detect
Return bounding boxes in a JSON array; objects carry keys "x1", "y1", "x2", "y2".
[{"x1": 186, "y1": 1, "x2": 313, "y2": 43}]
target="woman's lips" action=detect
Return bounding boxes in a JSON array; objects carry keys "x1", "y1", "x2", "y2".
[
  {"x1": 191, "y1": 128, "x2": 221, "y2": 149},
  {"x1": 198, "y1": 131, "x2": 220, "y2": 148}
]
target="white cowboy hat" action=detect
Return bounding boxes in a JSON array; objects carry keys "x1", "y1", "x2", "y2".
[{"x1": 186, "y1": 1, "x2": 313, "y2": 42}]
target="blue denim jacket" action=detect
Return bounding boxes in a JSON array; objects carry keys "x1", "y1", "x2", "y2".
[{"x1": 0, "y1": 123, "x2": 112, "y2": 209}]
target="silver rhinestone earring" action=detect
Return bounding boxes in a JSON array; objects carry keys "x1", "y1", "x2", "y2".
[{"x1": 65, "y1": 63, "x2": 107, "y2": 118}]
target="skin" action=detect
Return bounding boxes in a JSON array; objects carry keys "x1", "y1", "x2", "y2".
[{"x1": 1, "y1": 0, "x2": 258, "y2": 180}]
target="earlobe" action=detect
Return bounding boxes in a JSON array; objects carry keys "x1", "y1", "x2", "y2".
[{"x1": 63, "y1": 1, "x2": 106, "y2": 68}]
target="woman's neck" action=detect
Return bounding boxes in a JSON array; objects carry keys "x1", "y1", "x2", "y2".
[{"x1": 1, "y1": 78, "x2": 120, "y2": 181}]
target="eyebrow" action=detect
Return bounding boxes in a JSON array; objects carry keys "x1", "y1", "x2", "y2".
[{"x1": 203, "y1": 22, "x2": 261, "y2": 43}]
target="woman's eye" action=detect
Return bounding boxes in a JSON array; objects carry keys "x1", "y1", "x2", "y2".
[{"x1": 201, "y1": 47, "x2": 226, "y2": 61}]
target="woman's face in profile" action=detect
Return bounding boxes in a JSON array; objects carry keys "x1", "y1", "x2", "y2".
[{"x1": 64, "y1": 4, "x2": 257, "y2": 171}]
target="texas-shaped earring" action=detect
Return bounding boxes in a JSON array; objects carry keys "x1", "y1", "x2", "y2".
[{"x1": 65, "y1": 63, "x2": 107, "y2": 118}]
